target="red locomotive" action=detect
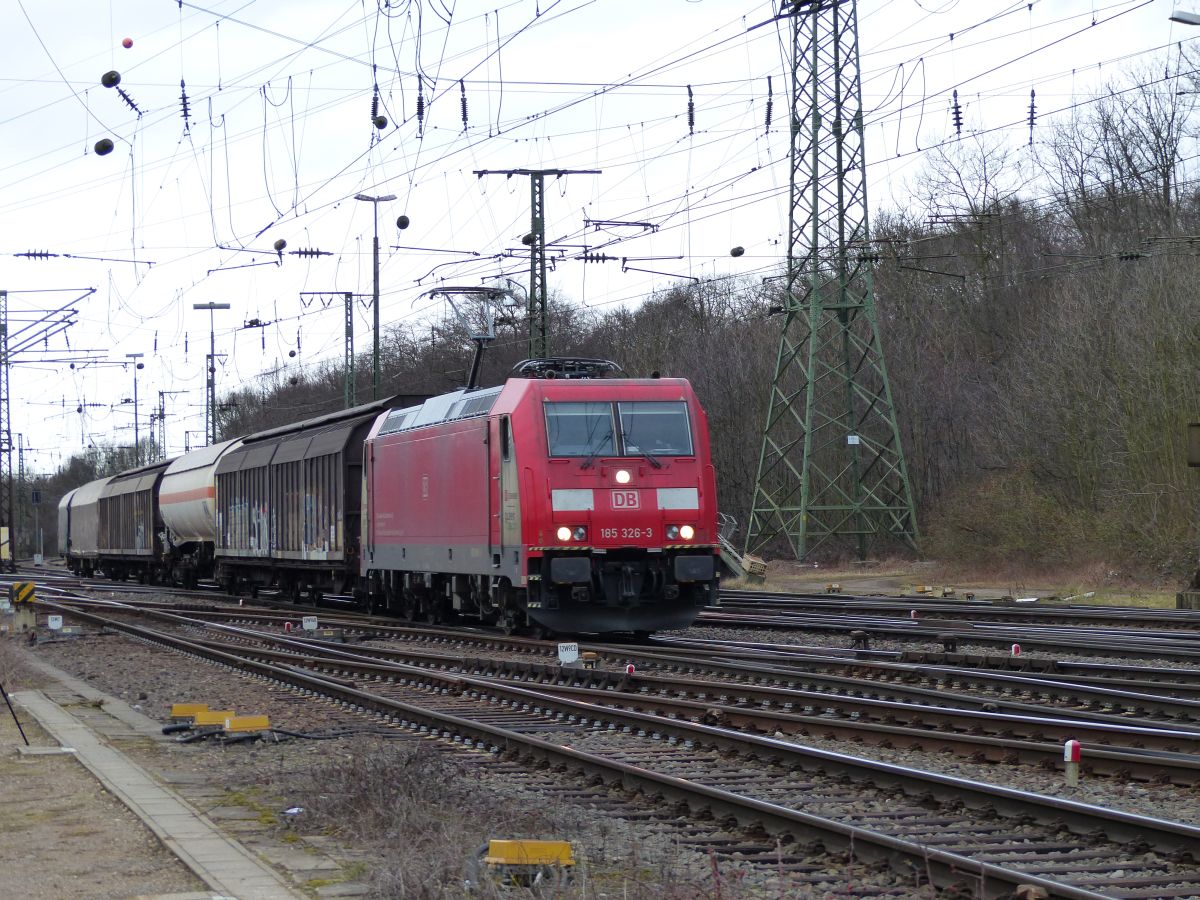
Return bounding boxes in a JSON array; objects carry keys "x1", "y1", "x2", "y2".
[
  {"x1": 363, "y1": 358, "x2": 720, "y2": 634},
  {"x1": 60, "y1": 358, "x2": 720, "y2": 635}
]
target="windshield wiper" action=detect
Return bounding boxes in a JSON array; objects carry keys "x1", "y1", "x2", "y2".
[
  {"x1": 621, "y1": 431, "x2": 663, "y2": 468},
  {"x1": 580, "y1": 443, "x2": 608, "y2": 469},
  {"x1": 640, "y1": 450, "x2": 663, "y2": 469}
]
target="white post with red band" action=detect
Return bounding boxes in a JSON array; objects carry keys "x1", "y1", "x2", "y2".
[{"x1": 1064, "y1": 739, "x2": 1082, "y2": 786}]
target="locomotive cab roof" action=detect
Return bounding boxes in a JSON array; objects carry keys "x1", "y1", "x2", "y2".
[{"x1": 511, "y1": 357, "x2": 623, "y2": 379}]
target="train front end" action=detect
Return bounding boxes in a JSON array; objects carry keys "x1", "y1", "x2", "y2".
[{"x1": 513, "y1": 367, "x2": 719, "y2": 634}]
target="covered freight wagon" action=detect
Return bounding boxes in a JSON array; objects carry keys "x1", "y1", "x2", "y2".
[
  {"x1": 56, "y1": 487, "x2": 77, "y2": 559},
  {"x1": 60, "y1": 476, "x2": 114, "y2": 575},
  {"x1": 213, "y1": 395, "x2": 425, "y2": 598},
  {"x1": 96, "y1": 459, "x2": 173, "y2": 581}
]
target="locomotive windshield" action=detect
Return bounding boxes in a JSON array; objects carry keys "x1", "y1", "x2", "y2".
[
  {"x1": 545, "y1": 400, "x2": 692, "y2": 457},
  {"x1": 618, "y1": 401, "x2": 693, "y2": 455},
  {"x1": 545, "y1": 402, "x2": 616, "y2": 456}
]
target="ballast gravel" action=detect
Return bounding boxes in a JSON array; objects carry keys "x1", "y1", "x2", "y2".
[
  {"x1": 20, "y1": 595, "x2": 1200, "y2": 898},
  {"x1": 26, "y1": 631, "x2": 930, "y2": 898}
]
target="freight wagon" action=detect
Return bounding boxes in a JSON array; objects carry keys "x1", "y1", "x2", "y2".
[{"x1": 60, "y1": 360, "x2": 720, "y2": 635}]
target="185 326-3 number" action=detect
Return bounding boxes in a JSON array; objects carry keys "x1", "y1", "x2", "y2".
[{"x1": 599, "y1": 527, "x2": 652, "y2": 540}]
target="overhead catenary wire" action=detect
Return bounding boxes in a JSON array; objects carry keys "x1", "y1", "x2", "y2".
[{"x1": 4, "y1": 0, "x2": 1193, "y2": 457}]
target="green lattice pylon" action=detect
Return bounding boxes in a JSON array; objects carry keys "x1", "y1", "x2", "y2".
[{"x1": 745, "y1": 0, "x2": 918, "y2": 561}]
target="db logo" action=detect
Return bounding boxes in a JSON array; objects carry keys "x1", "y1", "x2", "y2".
[{"x1": 611, "y1": 489, "x2": 640, "y2": 509}]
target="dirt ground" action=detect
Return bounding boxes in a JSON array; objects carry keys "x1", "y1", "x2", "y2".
[
  {"x1": 736, "y1": 558, "x2": 1182, "y2": 607},
  {"x1": 0, "y1": 654, "x2": 205, "y2": 900}
]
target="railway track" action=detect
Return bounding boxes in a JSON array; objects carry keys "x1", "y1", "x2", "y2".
[
  {"x1": 185, "y1": 626, "x2": 1200, "y2": 785},
  {"x1": 698, "y1": 589, "x2": 1200, "y2": 664},
  {"x1": 36, "y1": 598, "x2": 1200, "y2": 898},
  {"x1": 718, "y1": 588, "x2": 1200, "y2": 630},
  {"x1": 39, "y1": 591, "x2": 1200, "y2": 765}
]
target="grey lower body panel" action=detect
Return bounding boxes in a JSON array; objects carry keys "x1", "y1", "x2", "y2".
[
  {"x1": 526, "y1": 600, "x2": 700, "y2": 635},
  {"x1": 366, "y1": 542, "x2": 522, "y2": 583}
]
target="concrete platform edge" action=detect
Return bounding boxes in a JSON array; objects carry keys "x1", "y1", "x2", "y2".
[{"x1": 13, "y1": 689, "x2": 306, "y2": 900}]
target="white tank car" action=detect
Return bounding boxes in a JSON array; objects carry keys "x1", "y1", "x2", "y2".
[{"x1": 159, "y1": 439, "x2": 243, "y2": 542}]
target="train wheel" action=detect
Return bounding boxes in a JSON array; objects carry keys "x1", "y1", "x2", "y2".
[{"x1": 499, "y1": 611, "x2": 520, "y2": 636}]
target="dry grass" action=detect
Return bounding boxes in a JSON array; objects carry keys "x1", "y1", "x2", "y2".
[
  {"x1": 725, "y1": 556, "x2": 1187, "y2": 609},
  {"x1": 0, "y1": 638, "x2": 34, "y2": 693},
  {"x1": 287, "y1": 738, "x2": 821, "y2": 898}
]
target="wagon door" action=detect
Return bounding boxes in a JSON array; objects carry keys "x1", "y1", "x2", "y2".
[
  {"x1": 364, "y1": 441, "x2": 375, "y2": 565},
  {"x1": 489, "y1": 415, "x2": 519, "y2": 567}
]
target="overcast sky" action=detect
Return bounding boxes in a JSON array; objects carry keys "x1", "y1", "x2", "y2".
[{"x1": 1, "y1": 0, "x2": 1192, "y2": 472}]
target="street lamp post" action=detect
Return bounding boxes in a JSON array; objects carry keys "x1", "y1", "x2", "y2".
[
  {"x1": 125, "y1": 352, "x2": 144, "y2": 464},
  {"x1": 192, "y1": 302, "x2": 230, "y2": 444},
  {"x1": 354, "y1": 193, "x2": 396, "y2": 401}
]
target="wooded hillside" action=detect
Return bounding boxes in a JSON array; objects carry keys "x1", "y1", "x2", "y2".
[{"x1": 36, "y1": 61, "x2": 1200, "y2": 574}]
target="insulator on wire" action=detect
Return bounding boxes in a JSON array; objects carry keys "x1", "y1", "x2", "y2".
[
  {"x1": 180, "y1": 80, "x2": 191, "y2": 132},
  {"x1": 371, "y1": 88, "x2": 379, "y2": 120},
  {"x1": 764, "y1": 76, "x2": 773, "y2": 135},
  {"x1": 416, "y1": 85, "x2": 425, "y2": 134},
  {"x1": 687, "y1": 85, "x2": 695, "y2": 135},
  {"x1": 460, "y1": 79, "x2": 468, "y2": 132},
  {"x1": 1027, "y1": 88, "x2": 1037, "y2": 145},
  {"x1": 116, "y1": 86, "x2": 142, "y2": 116},
  {"x1": 951, "y1": 89, "x2": 963, "y2": 137}
]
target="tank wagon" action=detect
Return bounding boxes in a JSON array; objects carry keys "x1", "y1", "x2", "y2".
[
  {"x1": 58, "y1": 359, "x2": 720, "y2": 635},
  {"x1": 158, "y1": 439, "x2": 242, "y2": 587}
]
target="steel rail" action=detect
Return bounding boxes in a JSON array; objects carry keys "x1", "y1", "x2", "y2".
[
  {"x1": 184, "y1": 628, "x2": 1200, "y2": 784},
  {"x1": 174, "y1": 625, "x2": 1200, "y2": 763},
  {"x1": 40, "y1": 602, "x2": 1200, "y2": 897}
]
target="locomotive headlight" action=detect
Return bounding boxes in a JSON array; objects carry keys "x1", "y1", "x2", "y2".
[
  {"x1": 666, "y1": 525, "x2": 680, "y2": 540},
  {"x1": 556, "y1": 526, "x2": 573, "y2": 542},
  {"x1": 572, "y1": 526, "x2": 587, "y2": 541},
  {"x1": 679, "y1": 525, "x2": 695, "y2": 540},
  {"x1": 614, "y1": 469, "x2": 631, "y2": 484}
]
